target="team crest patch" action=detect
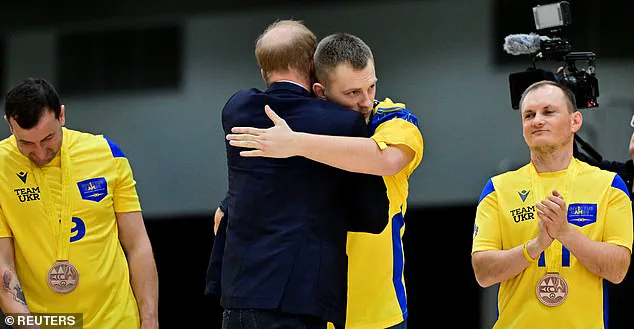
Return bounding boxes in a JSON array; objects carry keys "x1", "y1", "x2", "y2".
[
  {"x1": 77, "y1": 178, "x2": 107, "y2": 202},
  {"x1": 567, "y1": 203, "x2": 597, "y2": 227},
  {"x1": 518, "y1": 189, "x2": 530, "y2": 202}
]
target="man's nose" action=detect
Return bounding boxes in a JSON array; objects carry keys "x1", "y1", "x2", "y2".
[
  {"x1": 34, "y1": 144, "x2": 47, "y2": 158},
  {"x1": 359, "y1": 93, "x2": 373, "y2": 110},
  {"x1": 533, "y1": 113, "x2": 546, "y2": 126}
]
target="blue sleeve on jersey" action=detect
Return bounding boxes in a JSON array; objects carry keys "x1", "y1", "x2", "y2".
[
  {"x1": 478, "y1": 179, "x2": 495, "y2": 204},
  {"x1": 368, "y1": 107, "x2": 419, "y2": 134},
  {"x1": 611, "y1": 174, "x2": 631, "y2": 200},
  {"x1": 104, "y1": 136, "x2": 126, "y2": 158}
]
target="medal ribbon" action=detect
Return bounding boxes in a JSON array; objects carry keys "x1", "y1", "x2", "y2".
[
  {"x1": 528, "y1": 157, "x2": 578, "y2": 274},
  {"x1": 31, "y1": 128, "x2": 73, "y2": 262}
]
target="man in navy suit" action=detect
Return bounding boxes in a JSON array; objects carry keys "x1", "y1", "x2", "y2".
[{"x1": 206, "y1": 20, "x2": 389, "y2": 329}]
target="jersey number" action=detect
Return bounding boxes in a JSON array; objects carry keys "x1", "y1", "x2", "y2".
[{"x1": 70, "y1": 217, "x2": 86, "y2": 242}]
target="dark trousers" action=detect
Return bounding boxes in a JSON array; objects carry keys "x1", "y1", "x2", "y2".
[{"x1": 222, "y1": 309, "x2": 327, "y2": 329}]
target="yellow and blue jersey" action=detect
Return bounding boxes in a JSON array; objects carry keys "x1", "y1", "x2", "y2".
[
  {"x1": 345, "y1": 98, "x2": 423, "y2": 329},
  {"x1": 472, "y1": 158, "x2": 633, "y2": 329},
  {"x1": 0, "y1": 128, "x2": 142, "y2": 329}
]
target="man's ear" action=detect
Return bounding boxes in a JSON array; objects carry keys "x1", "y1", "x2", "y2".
[
  {"x1": 4, "y1": 115, "x2": 13, "y2": 133},
  {"x1": 59, "y1": 105, "x2": 66, "y2": 126},
  {"x1": 260, "y1": 69, "x2": 267, "y2": 85},
  {"x1": 571, "y1": 111, "x2": 583, "y2": 133},
  {"x1": 313, "y1": 83, "x2": 326, "y2": 99}
]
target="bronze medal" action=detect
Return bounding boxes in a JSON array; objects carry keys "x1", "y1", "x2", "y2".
[
  {"x1": 47, "y1": 261, "x2": 79, "y2": 294},
  {"x1": 536, "y1": 273, "x2": 568, "y2": 306}
]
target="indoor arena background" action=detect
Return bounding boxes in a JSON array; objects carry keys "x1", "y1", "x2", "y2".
[{"x1": 0, "y1": 0, "x2": 633, "y2": 328}]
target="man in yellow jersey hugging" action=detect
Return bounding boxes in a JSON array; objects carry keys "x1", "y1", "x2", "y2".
[
  {"x1": 227, "y1": 33, "x2": 423, "y2": 329},
  {"x1": 0, "y1": 78, "x2": 158, "y2": 328},
  {"x1": 471, "y1": 80, "x2": 633, "y2": 328}
]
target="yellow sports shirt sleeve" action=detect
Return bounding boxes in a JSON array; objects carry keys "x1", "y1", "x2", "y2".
[
  {"x1": 0, "y1": 206, "x2": 12, "y2": 238},
  {"x1": 113, "y1": 158, "x2": 141, "y2": 213},
  {"x1": 603, "y1": 175, "x2": 633, "y2": 251},
  {"x1": 472, "y1": 179, "x2": 502, "y2": 253},
  {"x1": 104, "y1": 137, "x2": 141, "y2": 213},
  {"x1": 370, "y1": 98, "x2": 424, "y2": 175}
]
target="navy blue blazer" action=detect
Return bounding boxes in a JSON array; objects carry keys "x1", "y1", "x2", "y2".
[{"x1": 206, "y1": 82, "x2": 389, "y2": 326}]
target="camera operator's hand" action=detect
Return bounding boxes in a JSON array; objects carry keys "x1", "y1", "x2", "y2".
[{"x1": 556, "y1": 66, "x2": 565, "y2": 75}]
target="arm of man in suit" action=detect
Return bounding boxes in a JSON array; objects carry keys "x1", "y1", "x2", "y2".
[
  {"x1": 334, "y1": 111, "x2": 390, "y2": 234},
  {"x1": 227, "y1": 106, "x2": 415, "y2": 176},
  {"x1": 117, "y1": 211, "x2": 159, "y2": 329},
  {"x1": 343, "y1": 171, "x2": 390, "y2": 234},
  {"x1": 214, "y1": 192, "x2": 230, "y2": 235},
  {"x1": 206, "y1": 205, "x2": 228, "y2": 295}
]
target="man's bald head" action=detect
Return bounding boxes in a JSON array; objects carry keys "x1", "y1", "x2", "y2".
[{"x1": 255, "y1": 20, "x2": 316, "y2": 84}]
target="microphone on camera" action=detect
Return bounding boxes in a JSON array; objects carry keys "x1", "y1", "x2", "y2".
[{"x1": 503, "y1": 33, "x2": 551, "y2": 55}]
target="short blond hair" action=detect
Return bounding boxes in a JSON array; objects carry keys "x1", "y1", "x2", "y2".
[{"x1": 314, "y1": 33, "x2": 374, "y2": 84}]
